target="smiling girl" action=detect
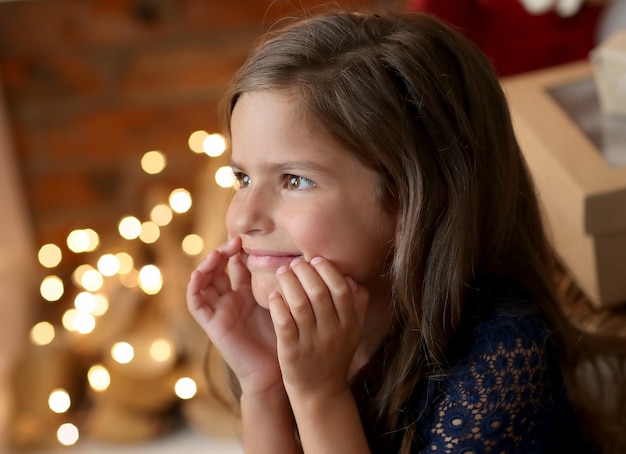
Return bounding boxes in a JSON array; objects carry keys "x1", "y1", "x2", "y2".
[{"x1": 187, "y1": 10, "x2": 592, "y2": 453}]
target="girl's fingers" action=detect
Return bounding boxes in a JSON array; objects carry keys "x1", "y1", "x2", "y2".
[
  {"x1": 186, "y1": 237, "x2": 246, "y2": 324},
  {"x1": 195, "y1": 237, "x2": 240, "y2": 276},
  {"x1": 309, "y1": 257, "x2": 359, "y2": 325},
  {"x1": 186, "y1": 270, "x2": 215, "y2": 325},
  {"x1": 228, "y1": 251, "x2": 252, "y2": 291},
  {"x1": 191, "y1": 252, "x2": 231, "y2": 295},
  {"x1": 287, "y1": 259, "x2": 339, "y2": 327},
  {"x1": 216, "y1": 236, "x2": 242, "y2": 256},
  {"x1": 268, "y1": 291, "x2": 298, "y2": 344},
  {"x1": 212, "y1": 237, "x2": 251, "y2": 291},
  {"x1": 195, "y1": 249, "x2": 228, "y2": 275},
  {"x1": 346, "y1": 276, "x2": 369, "y2": 329},
  {"x1": 275, "y1": 263, "x2": 318, "y2": 333},
  {"x1": 274, "y1": 257, "x2": 367, "y2": 342},
  {"x1": 192, "y1": 237, "x2": 246, "y2": 295}
]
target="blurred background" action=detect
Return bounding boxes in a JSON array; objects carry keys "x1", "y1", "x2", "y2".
[
  {"x1": 0, "y1": 0, "x2": 401, "y2": 452},
  {"x1": 0, "y1": 0, "x2": 624, "y2": 452}
]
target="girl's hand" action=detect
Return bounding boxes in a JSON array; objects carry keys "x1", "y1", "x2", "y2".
[
  {"x1": 186, "y1": 237, "x2": 281, "y2": 395},
  {"x1": 267, "y1": 257, "x2": 369, "y2": 400}
]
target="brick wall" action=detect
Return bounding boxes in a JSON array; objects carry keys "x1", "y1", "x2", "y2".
[{"x1": 0, "y1": 0, "x2": 401, "y2": 279}]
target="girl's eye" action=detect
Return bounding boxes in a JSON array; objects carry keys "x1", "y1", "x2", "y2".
[
  {"x1": 285, "y1": 174, "x2": 315, "y2": 190},
  {"x1": 233, "y1": 171, "x2": 251, "y2": 190}
]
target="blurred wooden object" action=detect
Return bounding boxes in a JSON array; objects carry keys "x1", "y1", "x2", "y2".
[
  {"x1": 591, "y1": 29, "x2": 626, "y2": 117},
  {"x1": 557, "y1": 264, "x2": 626, "y2": 339},
  {"x1": 0, "y1": 75, "x2": 37, "y2": 451},
  {"x1": 85, "y1": 398, "x2": 169, "y2": 443},
  {"x1": 502, "y1": 60, "x2": 626, "y2": 308},
  {"x1": 177, "y1": 341, "x2": 241, "y2": 439}
]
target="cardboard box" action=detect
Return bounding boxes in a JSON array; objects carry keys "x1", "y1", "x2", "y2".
[
  {"x1": 591, "y1": 29, "x2": 626, "y2": 117},
  {"x1": 502, "y1": 60, "x2": 626, "y2": 308}
]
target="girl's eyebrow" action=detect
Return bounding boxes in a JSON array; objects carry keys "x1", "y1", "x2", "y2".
[{"x1": 230, "y1": 159, "x2": 330, "y2": 173}]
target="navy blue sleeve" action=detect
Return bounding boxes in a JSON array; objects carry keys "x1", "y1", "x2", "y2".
[{"x1": 417, "y1": 312, "x2": 585, "y2": 453}]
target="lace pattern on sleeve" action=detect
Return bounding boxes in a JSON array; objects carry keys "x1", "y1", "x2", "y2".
[{"x1": 426, "y1": 332, "x2": 552, "y2": 453}]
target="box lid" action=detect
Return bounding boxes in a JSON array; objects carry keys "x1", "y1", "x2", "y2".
[{"x1": 503, "y1": 61, "x2": 626, "y2": 237}]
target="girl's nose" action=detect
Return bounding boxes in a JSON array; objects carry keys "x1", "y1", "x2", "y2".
[{"x1": 228, "y1": 188, "x2": 274, "y2": 236}]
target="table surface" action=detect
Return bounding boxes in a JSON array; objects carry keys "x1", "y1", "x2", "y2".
[{"x1": 16, "y1": 427, "x2": 243, "y2": 454}]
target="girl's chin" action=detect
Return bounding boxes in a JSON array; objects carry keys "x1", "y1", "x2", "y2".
[{"x1": 251, "y1": 279, "x2": 278, "y2": 310}]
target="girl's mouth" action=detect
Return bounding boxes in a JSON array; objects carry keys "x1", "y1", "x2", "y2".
[{"x1": 244, "y1": 250, "x2": 301, "y2": 269}]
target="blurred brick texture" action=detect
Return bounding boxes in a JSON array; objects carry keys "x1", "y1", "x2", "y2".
[{"x1": 0, "y1": 0, "x2": 395, "y2": 275}]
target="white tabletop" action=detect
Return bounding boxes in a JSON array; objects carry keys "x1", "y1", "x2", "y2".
[{"x1": 17, "y1": 428, "x2": 243, "y2": 454}]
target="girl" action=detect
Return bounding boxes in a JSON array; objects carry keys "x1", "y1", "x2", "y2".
[{"x1": 187, "y1": 11, "x2": 592, "y2": 453}]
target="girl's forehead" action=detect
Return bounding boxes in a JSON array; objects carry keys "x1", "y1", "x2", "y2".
[
  {"x1": 233, "y1": 89, "x2": 310, "y2": 122},
  {"x1": 231, "y1": 90, "x2": 337, "y2": 151}
]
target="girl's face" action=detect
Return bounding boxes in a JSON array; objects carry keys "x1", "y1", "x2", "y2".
[{"x1": 226, "y1": 90, "x2": 397, "y2": 309}]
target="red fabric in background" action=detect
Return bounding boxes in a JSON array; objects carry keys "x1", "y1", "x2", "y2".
[{"x1": 406, "y1": 0, "x2": 604, "y2": 76}]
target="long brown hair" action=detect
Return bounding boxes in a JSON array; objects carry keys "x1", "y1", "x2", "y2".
[{"x1": 219, "y1": 10, "x2": 623, "y2": 452}]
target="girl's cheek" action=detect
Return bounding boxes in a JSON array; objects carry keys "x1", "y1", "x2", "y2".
[{"x1": 225, "y1": 199, "x2": 239, "y2": 236}]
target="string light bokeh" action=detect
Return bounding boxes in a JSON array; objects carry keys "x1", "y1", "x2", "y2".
[{"x1": 23, "y1": 130, "x2": 234, "y2": 448}]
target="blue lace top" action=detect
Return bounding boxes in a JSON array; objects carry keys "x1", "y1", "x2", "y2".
[{"x1": 412, "y1": 303, "x2": 589, "y2": 453}]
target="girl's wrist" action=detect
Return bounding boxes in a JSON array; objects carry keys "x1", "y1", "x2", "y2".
[
  {"x1": 240, "y1": 382, "x2": 301, "y2": 454},
  {"x1": 286, "y1": 382, "x2": 353, "y2": 414},
  {"x1": 240, "y1": 381, "x2": 289, "y2": 405}
]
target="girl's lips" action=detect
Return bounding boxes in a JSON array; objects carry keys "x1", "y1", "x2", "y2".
[{"x1": 244, "y1": 250, "x2": 301, "y2": 269}]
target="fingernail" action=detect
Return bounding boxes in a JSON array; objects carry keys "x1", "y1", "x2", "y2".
[
  {"x1": 276, "y1": 265, "x2": 289, "y2": 275},
  {"x1": 310, "y1": 256, "x2": 324, "y2": 265},
  {"x1": 268, "y1": 291, "x2": 280, "y2": 300},
  {"x1": 289, "y1": 257, "x2": 304, "y2": 268},
  {"x1": 224, "y1": 237, "x2": 238, "y2": 249}
]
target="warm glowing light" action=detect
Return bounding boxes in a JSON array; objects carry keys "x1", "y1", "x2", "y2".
[
  {"x1": 30, "y1": 321, "x2": 55, "y2": 346},
  {"x1": 97, "y1": 253, "x2": 120, "y2": 276},
  {"x1": 74, "y1": 292, "x2": 97, "y2": 313},
  {"x1": 182, "y1": 234, "x2": 204, "y2": 256},
  {"x1": 138, "y1": 265, "x2": 163, "y2": 295},
  {"x1": 203, "y1": 133, "x2": 227, "y2": 157},
  {"x1": 118, "y1": 216, "x2": 142, "y2": 240},
  {"x1": 62, "y1": 309, "x2": 95, "y2": 334},
  {"x1": 150, "y1": 203, "x2": 173, "y2": 226},
  {"x1": 48, "y1": 389, "x2": 71, "y2": 413},
  {"x1": 87, "y1": 364, "x2": 111, "y2": 392},
  {"x1": 139, "y1": 221, "x2": 160, "y2": 244},
  {"x1": 114, "y1": 252, "x2": 133, "y2": 274},
  {"x1": 92, "y1": 294, "x2": 109, "y2": 316},
  {"x1": 76, "y1": 318, "x2": 91, "y2": 336},
  {"x1": 120, "y1": 268, "x2": 139, "y2": 288},
  {"x1": 188, "y1": 130, "x2": 208, "y2": 153},
  {"x1": 169, "y1": 188, "x2": 192, "y2": 213},
  {"x1": 74, "y1": 312, "x2": 96, "y2": 334},
  {"x1": 40, "y1": 275, "x2": 64, "y2": 302},
  {"x1": 150, "y1": 339, "x2": 173, "y2": 362},
  {"x1": 62, "y1": 309, "x2": 79, "y2": 332},
  {"x1": 67, "y1": 229, "x2": 89, "y2": 253},
  {"x1": 67, "y1": 229, "x2": 99, "y2": 253},
  {"x1": 174, "y1": 377, "x2": 197, "y2": 400},
  {"x1": 111, "y1": 342, "x2": 134, "y2": 364},
  {"x1": 215, "y1": 166, "x2": 235, "y2": 188},
  {"x1": 81, "y1": 269, "x2": 104, "y2": 292},
  {"x1": 38, "y1": 243, "x2": 62, "y2": 268},
  {"x1": 141, "y1": 150, "x2": 167, "y2": 174},
  {"x1": 72, "y1": 264, "x2": 94, "y2": 287},
  {"x1": 84, "y1": 229, "x2": 100, "y2": 251},
  {"x1": 57, "y1": 423, "x2": 79, "y2": 446}
]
